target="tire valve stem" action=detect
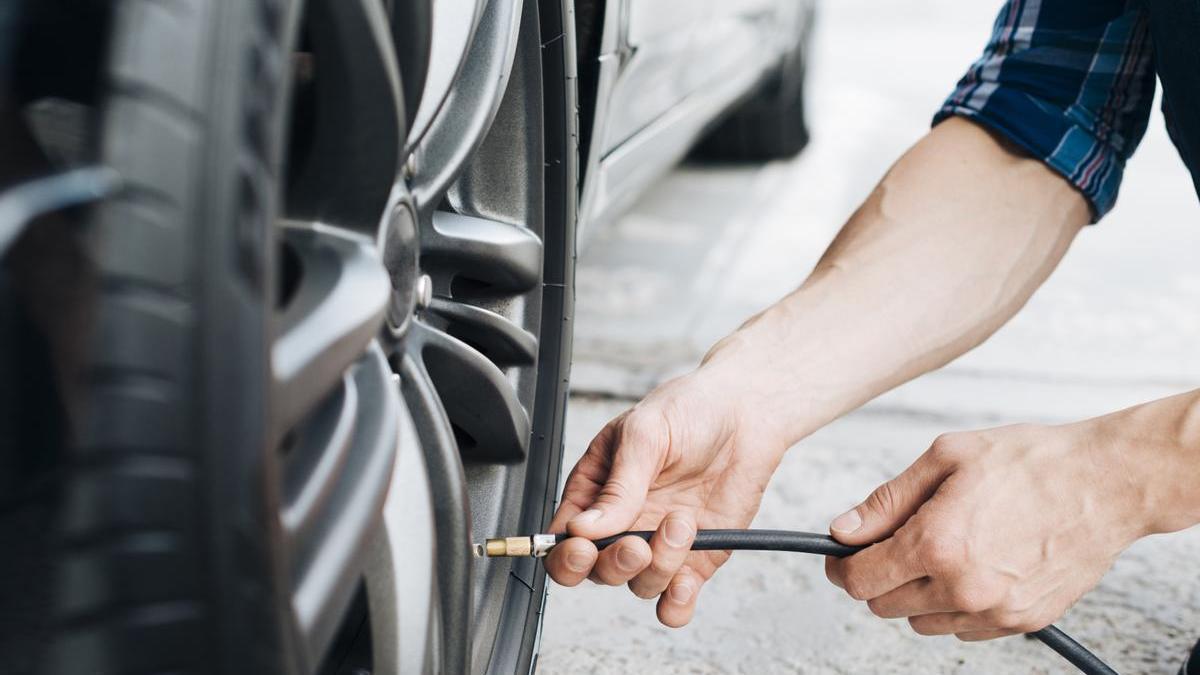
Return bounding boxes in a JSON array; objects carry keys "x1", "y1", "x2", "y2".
[{"x1": 474, "y1": 534, "x2": 559, "y2": 558}]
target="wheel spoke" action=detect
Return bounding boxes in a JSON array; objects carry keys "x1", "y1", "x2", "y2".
[
  {"x1": 403, "y1": 0, "x2": 485, "y2": 151},
  {"x1": 427, "y1": 296, "x2": 538, "y2": 367},
  {"x1": 272, "y1": 224, "x2": 390, "y2": 436},
  {"x1": 411, "y1": 0, "x2": 525, "y2": 210},
  {"x1": 364, "y1": 388, "x2": 440, "y2": 675},
  {"x1": 423, "y1": 210, "x2": 542, "y2": 293},
  {"x1": 285, "y1": 343, "x2": 399, "y2": 672},
  {"x1": 280, "y1": 373, "x2": 357, "y2": 550},
  {"x1": 398, "y1": 352, "x2": 474, "y2": 675},
  {"x1": 284, "y1": 0, "x2": 405, "y2": 236},
  {"x1": 411, "y1": 320, "x2": 531, "y2": 463}
]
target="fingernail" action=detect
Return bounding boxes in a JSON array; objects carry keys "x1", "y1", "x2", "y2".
[
  {"x1": 668, "y1": 583, "x2": 693, "y2": 604},
  {"x1": 571, "y1": 509, "x2": 602, "y2": 527},
  {"x1": 616, "y1": 546, "x2": 643, "y2": 572},
  {"x1": 830, "y1": 509, "x2": 862, "y2": 534},
  {"x1": 566, "y1": 552, "x2": 590, "y2": 573},
  {"x1": 664, "y1": 519, "x2": 693, "y2": 548}
]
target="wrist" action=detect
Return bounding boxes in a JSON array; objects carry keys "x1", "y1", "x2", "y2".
[
  {"x1": 694, "y1": 318, "x2": 834, "y2": 447},
  {"x1": 1086, "y1": 392, "x2": 1200, "y2": 537}
]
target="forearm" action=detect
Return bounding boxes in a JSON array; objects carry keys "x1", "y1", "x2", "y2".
[
  {"x1": 1096, "y1": 389, "x2": 1200, "y2": 536},
  {"x1": 702, "y1": 118, "x2": 1090, "y2": 445}
]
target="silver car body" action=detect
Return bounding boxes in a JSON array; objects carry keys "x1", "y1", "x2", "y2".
[
  {"x1": 413, "y1": 0, "x2": 815, "y2": 241},
  {"x1": 581, "y1": 0, "x2": 813, "y2": 238}
]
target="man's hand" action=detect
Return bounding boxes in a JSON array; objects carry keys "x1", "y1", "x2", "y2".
[
  {"x1": 544, "y1": 369, "x2": 787, "y2": 627},
  {"x1": 823, "y1": 416, "x2": 1185, "y2": 641}
]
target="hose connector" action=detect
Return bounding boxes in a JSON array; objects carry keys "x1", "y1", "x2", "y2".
[{"x1": 475, "y1": 533, "x2": 558, "y2": 558}]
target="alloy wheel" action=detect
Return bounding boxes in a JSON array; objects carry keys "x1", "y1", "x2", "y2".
[{"x1": 273, "y1": 0, "x2": 575, "y2": 673}]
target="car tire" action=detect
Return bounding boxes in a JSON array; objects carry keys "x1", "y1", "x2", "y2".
[
  {"x1": 45, "y1": 1, "x2": 293, "y2": 673},
  {"x1": 15, "y1": 0, "x2": 577, "y2": 674},
  {"x1": 694, "y1": 8, "x2": 815, "y2": 161}
]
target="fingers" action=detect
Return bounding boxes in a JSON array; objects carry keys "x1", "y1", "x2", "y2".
[
  {"x1": 955, "y1": 629, "x2": 1018, "y2": 642},
  {"x1": 829, "y1": 436, "x2": 956, "y2": 546},
  {"x1": 590, "y1": 535, "x2": 653, "y2": 586},
  {"x1": 541, "y1": 405, "x2": 711, "y2": 629},
  {"x1": 628, "y1": 511, "x2": 697, "y2": 599},
  {"x1": 544, "y1": 537, "x2": 598, "y2": 587},
  {"x1": 656, "y1": 566, "x2": 702, "y2": 628},
  {"x1": 827, "y1": 561, "x2": 1041, "y2": 643},
  {"x1": 864, "y1": 578, "x2": 952, "y2": 619},
  {"x1": 909, "y1": 607, "x2": 1054, "y2": 639},
  {"x1": 567, "y1": 410, "x2": 671, "y2": 539},
  {"x1": 824, "y1": 536, "x2": 926, "y2": 601},
  {"x1": 909, "y1": 612, "x2": 1001, "y2": 637}
]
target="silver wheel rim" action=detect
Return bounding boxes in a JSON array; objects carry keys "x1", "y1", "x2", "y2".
[{"x1": 269, "y1": 0, "x2": 569, "y2": 673}]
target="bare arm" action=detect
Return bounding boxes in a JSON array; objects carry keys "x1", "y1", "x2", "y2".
[{"x1": 703, "y1": 116, "x2": 1090, "y2": 445}]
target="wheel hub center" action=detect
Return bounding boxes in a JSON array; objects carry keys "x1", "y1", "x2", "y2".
[{"x1": 382, "y1": 201, "x2": 420, "y2": 333}]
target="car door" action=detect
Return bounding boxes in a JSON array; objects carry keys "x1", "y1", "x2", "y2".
[
  {"x1": 600, "y1": 0, "x2": 793, "y2": 157},
  {"x1": 598, "y1": 0, "x2": 697, "y2": 153}
]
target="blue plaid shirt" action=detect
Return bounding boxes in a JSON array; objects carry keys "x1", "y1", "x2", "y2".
[{"x1": 934, "y1": 1, "x2": 1157, "y2": 221}]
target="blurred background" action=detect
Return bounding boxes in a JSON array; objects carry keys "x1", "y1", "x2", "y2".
[{"x1": 540, "y1": 1, "x2": 1200, "y2": 673}]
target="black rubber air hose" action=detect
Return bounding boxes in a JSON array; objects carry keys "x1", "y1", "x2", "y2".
[{"x1": 575, "y1": 529, "x2": 1117, "y2": 675}]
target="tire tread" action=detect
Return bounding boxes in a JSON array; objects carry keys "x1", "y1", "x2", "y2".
[{"x1": 50, "y1": 0, "x2": 285, "y2": 673}]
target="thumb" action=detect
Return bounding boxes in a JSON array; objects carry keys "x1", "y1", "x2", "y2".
[
  {"x1": 829, "y1": 451, "x2": 950, "y2": 546},
  {"x1": 567, "y1": 410, "x2": 669, "y2": 538}
]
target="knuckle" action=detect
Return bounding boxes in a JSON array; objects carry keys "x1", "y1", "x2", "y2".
[
  {"x1": 843, "y1": 575, "x2": 872, "y2": 602},
  {"x1": 945, "y1": 578, "x2": 994, "y2": 614},
  {"x1": 862, "y1": 481, "x2": 903, "y2": 521},
  {"x1": 869, "y1": 481, "x2": 899, "y2": 513},
  {"x1": 928, "y1": 433, "x2": 967, "y2": 463},
  {"x1": 987, "y1": 609, "x2": 1023, "y2": 631},
  {"x1": 917, "y1": 533, "x2": 966, "y2": 575},
  {"x1": 621, "y1": 408, "x2": 671, "y2": 452}
]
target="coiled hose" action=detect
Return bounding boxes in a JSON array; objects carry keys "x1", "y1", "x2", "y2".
[{"x1": 581, "y1": 529, "x2": 1118, "y2": 675}]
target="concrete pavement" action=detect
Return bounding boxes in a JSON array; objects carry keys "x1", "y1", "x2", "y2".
[{"x1": 539, "y1": 1, "x2": 1200, "y2": 673}]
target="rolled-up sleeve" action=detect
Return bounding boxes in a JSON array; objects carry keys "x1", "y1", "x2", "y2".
[{"x1": 934, "y1": 1, "x2": 1156, "y2": 221}]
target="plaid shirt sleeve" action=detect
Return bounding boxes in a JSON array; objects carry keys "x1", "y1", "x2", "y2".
[{"x1": 934, "y1": 1, "x2": 1157, "y2": 221}]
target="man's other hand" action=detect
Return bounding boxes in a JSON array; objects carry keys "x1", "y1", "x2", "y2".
[
  {"x1": 824, "y1": 420, "x2": 1160, "y2": 641},
  {"x1": 544, "y1": 369, "x2": 786, "y2": 627}
]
